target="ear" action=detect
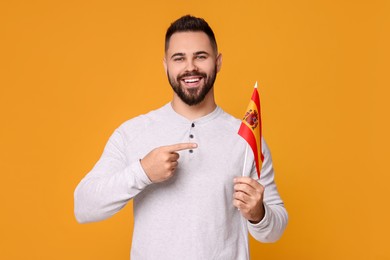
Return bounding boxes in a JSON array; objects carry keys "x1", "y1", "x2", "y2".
[
  {"x1": 216, "y1": 53, "x2": 223, "y2": 72},
  {"x1": 163, "y1": 57, "x2": 167, "y2": 74}
]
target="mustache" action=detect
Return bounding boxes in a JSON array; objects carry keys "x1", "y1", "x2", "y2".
[{"x1": 177, "y1": 71, "x2": 207, "y2": 81}]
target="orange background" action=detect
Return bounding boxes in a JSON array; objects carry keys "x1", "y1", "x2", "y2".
[{"x1": 1, "y1": 0, "x2": 389, "y2": 259}]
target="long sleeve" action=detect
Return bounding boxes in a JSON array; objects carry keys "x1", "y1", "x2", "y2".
[
  {"x1": 74, "y1": 129, "x2": 152, "y2": 223},
  {"x1": 247, "y1": 139, "x2": 288, "y2": 242}
]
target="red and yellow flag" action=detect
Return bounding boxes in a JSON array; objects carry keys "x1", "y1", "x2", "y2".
[{"x1": 238, "y1": 82, "x2": 264, "y2": 179}]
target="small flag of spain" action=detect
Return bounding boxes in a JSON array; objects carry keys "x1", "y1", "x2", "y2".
[{"x1": 238, "y1": 82, "x2": 264, "y2": 179}]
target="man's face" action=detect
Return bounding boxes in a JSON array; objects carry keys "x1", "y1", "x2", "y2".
[{"x1": 164, "y1": 32, "x2": 222, "y2": 106}]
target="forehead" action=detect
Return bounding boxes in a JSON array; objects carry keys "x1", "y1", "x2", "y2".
[{"x1": 166, "y1": 31, "x2": 214, "y2": 55}]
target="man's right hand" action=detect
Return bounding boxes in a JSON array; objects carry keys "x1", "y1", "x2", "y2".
[{"x1": 140, "y1": 143, "x2": 198, "y2": 183}]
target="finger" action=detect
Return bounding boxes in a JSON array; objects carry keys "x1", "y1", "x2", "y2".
[
  {"x1": 233, "y1": 199, "x2": 247, "y2": 210},
  {"x1": 165, "y1": 143, "x2": 198, "y2": 152},
  {"x1": 233, "y1": 191, "x2": 250, "y2": 204},
  {"x1": 234, "y1": 183, "x2": 256, "y2": 196},
  {"x1": 234, "y1": 176, "x2": 256, "y2": 185},
  {"x1": 234, "y1": 177, "x2": 262, "y2": 190},
  {"x1": 169, "y1": 152, "x2": 180, "y2": 162},
  {"x1": 233, "y1": 199, "x2": 243, "y2": 209},
  {"x1": 171, "y1": 161, "x2": 178, "y2": 168},
  {"x1": 170, "y1": 162, "x2": 179, "y2": 173}
]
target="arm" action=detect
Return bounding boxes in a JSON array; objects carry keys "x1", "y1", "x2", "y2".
[
  {"x1": 74, "y1": 129, "x2": 152, "y2": 223},
  {"x1": 234, "y1": 140, "x2": 288, "y2": 242},
  {"x1": 74, "y1": 127, "x2": 197, "y2": 224}
]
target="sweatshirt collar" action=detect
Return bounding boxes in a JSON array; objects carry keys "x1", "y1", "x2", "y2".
[{"x1": 163, "y1": 102, "x2": 222, "y2": 125}]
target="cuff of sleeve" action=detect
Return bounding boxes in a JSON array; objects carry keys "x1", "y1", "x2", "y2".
[
  {"x1": 248, "y1": 203, "x2": 272, "y2": 229},
  {"x1": 128, "y1": 160, "x2": 153, "y2": 190}
]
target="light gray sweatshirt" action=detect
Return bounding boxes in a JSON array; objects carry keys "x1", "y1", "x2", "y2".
[{"x1": 74, "y1": 103, "x2": 288, "y2": 259}]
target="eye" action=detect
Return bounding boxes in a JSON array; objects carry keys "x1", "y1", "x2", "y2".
[
  {"x1": 173, "y1": 57, "x2": 185, "y2": 62},
  {"x1": 196, "y1": 55, "x2": 207, "y2": 60}
]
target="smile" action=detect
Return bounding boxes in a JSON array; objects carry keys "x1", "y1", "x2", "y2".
[
  {"x1": 181, "y1": 77, "x2": 203, "y2": 89},
  {"x1": 182, "y1": 77, "x2": 202, "y2": 83}
]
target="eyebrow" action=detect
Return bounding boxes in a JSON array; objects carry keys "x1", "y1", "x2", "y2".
[
  {"x1": 194, "y1": 51, "x2": 210, "y2": 56},
  {"x1": 170, "y1": 53, "x2": 185, "y2": 59}
]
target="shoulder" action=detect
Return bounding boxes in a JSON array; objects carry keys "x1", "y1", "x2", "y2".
[
  {"x1": 115, "y1": 104, "x2": 169, "y2": 143},
  {"x1": 216, "y1": 107, "x2": 242, "y2": 131}
]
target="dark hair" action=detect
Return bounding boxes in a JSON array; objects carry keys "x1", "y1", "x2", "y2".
[{"x1": 165, "y1": 15, "x2": 218, "y2": 53}]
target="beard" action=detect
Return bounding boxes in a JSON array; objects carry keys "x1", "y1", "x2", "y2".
[{"x1": 167, "y1": 66, "x2": 217, "y2": 106}]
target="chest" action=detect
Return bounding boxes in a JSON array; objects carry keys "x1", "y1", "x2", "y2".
[{"x1": 127, "y1": 122, "x2": 251, "y2": 189}]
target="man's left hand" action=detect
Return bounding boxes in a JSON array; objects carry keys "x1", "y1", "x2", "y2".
[{"x1": 233, "y1": 177, "x2": 265, "y2": 223}]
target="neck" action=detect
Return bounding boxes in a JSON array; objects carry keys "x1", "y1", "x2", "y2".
[{"x1": 171, "y1": 90, "x2": 217, "y2": 120}]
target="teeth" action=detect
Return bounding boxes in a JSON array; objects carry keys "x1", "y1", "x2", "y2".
[{"x1": 184, "y1": 78, "x2": 200, "y2": 83}]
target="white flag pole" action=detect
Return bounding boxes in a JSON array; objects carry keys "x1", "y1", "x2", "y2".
[{"x1": 242, "y1": 144, "x2": 248, "y2": 176}]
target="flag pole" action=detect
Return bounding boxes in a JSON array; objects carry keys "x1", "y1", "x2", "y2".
[{"x1": 242, "y1": 144, "x2": 248, "y2": 176}]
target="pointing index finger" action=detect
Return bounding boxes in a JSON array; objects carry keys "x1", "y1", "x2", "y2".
[{"x1": 166, "y1": 143, "x2": 198, "y2": 152}]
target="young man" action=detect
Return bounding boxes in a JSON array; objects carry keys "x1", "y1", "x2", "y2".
[{"x1": 75, "y1": 15, "x2": 288, "y2": 259}]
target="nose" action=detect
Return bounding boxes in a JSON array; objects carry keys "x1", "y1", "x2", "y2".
[{"x1": 185, "y1": 59, "x2": 198, "y2": 72}]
